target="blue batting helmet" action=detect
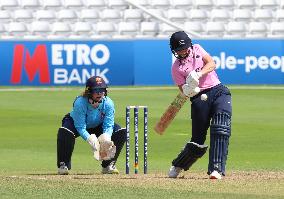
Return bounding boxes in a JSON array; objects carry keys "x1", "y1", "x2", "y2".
[{"x1": 85, "y1": 76, "x2": 107, "y2": 94}]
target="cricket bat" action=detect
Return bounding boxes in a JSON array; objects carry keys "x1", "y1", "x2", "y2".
[{"x1": 154, "y1": 92, "x2": 188, "y2": 135}]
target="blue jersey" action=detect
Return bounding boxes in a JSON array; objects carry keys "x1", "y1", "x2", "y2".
[{"x1": 70, "y1": 96, "x2": 115, "y2": 141}]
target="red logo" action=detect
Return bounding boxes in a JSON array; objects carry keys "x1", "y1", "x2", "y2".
[{"x1": 11, "y1": 44, "x2": 50, "y2": 84}]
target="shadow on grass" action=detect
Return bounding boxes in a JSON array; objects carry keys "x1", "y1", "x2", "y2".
[
  {"x1": 27, "y1": 173, "x2": 95, "y2": 176},
  {"x1": 24, "y1": 173, "x2": 209, "y2": 181}
]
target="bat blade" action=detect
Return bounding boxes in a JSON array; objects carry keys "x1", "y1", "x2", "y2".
[{"x1": 154, "y1": 93, "x2": 188, "y2": 135}]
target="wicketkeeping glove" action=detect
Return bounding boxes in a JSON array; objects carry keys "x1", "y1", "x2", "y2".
[
  {"x1": 87, "y1": 134, "x2": 101, "y2": 160},
  {"x1": 98, "y1": 134, "x2": 116, "y2": 161}
]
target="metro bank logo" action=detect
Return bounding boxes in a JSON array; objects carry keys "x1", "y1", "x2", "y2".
[
  {"x1": 11, "y1": 44, "x2": 50, "y2": 84},
  {"x1": 9, "y1": 43, "x2": 110, "y2": 85}
]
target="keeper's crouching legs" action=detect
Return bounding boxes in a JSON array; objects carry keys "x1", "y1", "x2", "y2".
[
  {"x1": 208, "y1": 112, "x2": 231, "y2": 176},
  {"x1": 57, "y1": 127, "x2": 75, "y2": 171}
]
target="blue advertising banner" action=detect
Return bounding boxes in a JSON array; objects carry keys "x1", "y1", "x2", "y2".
[
  {"x1": 198, "y1": 40, "x2": 284, "y2": 84},
  {"x1": 0, "y1": 40, "x2": 283, "y2": 86},
  {"x1": 0, "y1": 41, "x2": 134, "y2": 86}
]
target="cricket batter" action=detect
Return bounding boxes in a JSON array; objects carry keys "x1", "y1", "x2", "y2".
[
  {"x1": 57, "y1": 76, "x2": 126, "y2": 175},
  {"x1": 168, "y1": 31, "x2": 232, "y2": 179}
]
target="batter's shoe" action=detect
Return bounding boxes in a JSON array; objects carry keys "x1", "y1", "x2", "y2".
[
  {"x1": 58, "y1": 162, "x2": 69, "y2": 175},
  {"x1": 168, "y1": 166, "x2": 183, "y2": 178},
  {"x1": 209, "y1": 170, "x2": 222, "y2": 180},
  {"x1": 102, "y1": 162, "x2": 119, "y2": 174}
]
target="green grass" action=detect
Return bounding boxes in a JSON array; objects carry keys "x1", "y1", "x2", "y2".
[
  {"x1": 0, "y1": 86, "x2": 284, "y2": 198},
  {"x1": 1, "y1": 174, "x2": 283, "y2": 199}
]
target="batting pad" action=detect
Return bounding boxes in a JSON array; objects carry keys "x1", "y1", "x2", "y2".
[
  {"x1": 172, "y1": 142, "x2": 208, "y2": 171},
  {"x1": 208, "y1": 112, "x2": 231, "y2": 176}
]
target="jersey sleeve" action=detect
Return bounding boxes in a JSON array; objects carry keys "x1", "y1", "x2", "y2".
[
  {"x1": 102, "y1": 98, "x2": 115, "y2": 136},
  {"x1": 194, "y1": 44, "x2": 208, "y2": 57},
  {"x1": 71, "y1": 97, "x2": 90, "y2": 141},
  {"x1": 172, "y1": 64, "x2": 186, "y2": 86}
]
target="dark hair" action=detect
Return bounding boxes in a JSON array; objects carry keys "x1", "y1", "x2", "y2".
[{"x1": 81, "y1": 89, "x2": 90, "y2": 98}]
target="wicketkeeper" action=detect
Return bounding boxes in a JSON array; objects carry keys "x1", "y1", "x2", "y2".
[
  {"x1": 57, "y1": 76, "x2": 126, "y2": 175},
  {"x1": 168, "y1": 31, "x2": 232, "y2": 179}
]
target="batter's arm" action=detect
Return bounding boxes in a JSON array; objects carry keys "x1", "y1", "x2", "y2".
[{"x1": 200, "y1": 54, "x2": 216, "y2": 76}]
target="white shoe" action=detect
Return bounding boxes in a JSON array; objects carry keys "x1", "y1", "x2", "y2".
[
  {"x1": 168, "y1": 166, "x2": 183, "y2": 178},
  {"x1": 209, "y1": 170, "x2": 222, "y2": 180},
  {"x1": 101, "y1": 162, "x2": 119, "y2": 174},
  {"x1": 58, "y1": 163, "x2": 69, "y2": 175}
]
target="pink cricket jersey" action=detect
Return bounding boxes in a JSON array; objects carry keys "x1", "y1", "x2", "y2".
[{"x1": 171, "y1": 44, "x2": 221, "y2": 90}]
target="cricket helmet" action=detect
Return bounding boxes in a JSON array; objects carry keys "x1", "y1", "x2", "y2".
[
  {"x1": 170, "y1": 31, "x2": 193, "y2": 59},
  {"x1": 85, "y1": 76, "x2": 107, "y2": 95}
]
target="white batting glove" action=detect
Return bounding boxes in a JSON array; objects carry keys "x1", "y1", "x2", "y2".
[
  {"x1": 186, "y1": 71, "x2": 202, "y2": 86},
  {"x1": 182, "y1": 84, "x2": 201, "y2": 97},
  {"x1": 87, "y1": 134, "x2": 101, "y2": 160}
]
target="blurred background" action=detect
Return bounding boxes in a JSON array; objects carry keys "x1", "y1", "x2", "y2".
[{"x1": 0, "y1": 0, "x2": 283, "y2": 86}]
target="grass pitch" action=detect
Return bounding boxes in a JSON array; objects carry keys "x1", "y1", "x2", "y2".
[{"x1": 0, "y1": 86, "x2": 283, "y2": 198}]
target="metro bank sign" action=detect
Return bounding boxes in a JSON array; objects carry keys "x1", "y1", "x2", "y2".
[{"x1": 8, "y1": 42, "x2": 122, "y2": 86}]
